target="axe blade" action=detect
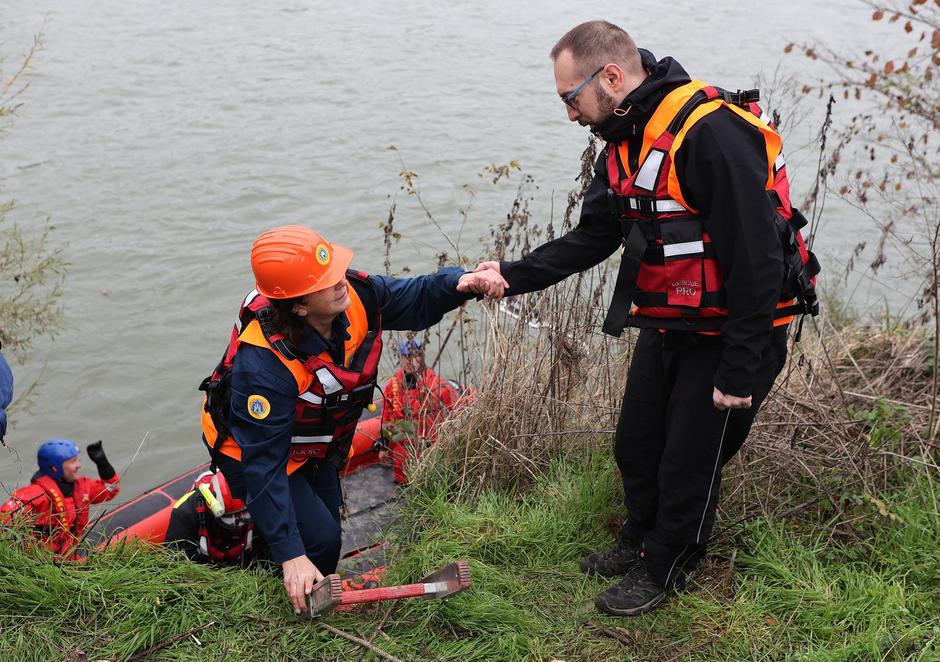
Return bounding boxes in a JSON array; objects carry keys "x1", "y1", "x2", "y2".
[
  {"x1": 419, "y1": 561, "x2": 472, "y2": 599},
  {"x1": 306, "y1": 574, "x2": 343, "y2": 618}
]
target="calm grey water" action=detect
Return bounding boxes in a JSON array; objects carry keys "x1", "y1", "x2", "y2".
[{"x1": 0, "y1": 1, "x2": 902, "y2": 499}]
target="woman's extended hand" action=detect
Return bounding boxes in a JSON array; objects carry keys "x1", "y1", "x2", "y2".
[{"x1": 282, "y1": 554, "x2": 324, "y2": 615}]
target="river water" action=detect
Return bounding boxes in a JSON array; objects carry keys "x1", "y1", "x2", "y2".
[{"x1": 0, "y1": 1, "x2": 907, "y2": 498}]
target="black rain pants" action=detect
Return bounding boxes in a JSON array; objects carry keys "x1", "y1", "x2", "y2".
[{"x1": 616, "y1": 327, "x2": 787, "y2": 588}]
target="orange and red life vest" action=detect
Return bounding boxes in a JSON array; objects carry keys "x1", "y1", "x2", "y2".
[
  {"x1": 192, "y1": 494, "x2": 253, "y2": 563},
  {"x1": 382, "y1": 368, "x2": 462, "y2": 484},
  {"x1": 601, "y1": 80, "x2": 819, "y2": 336},
  {"x1": 382, "y1": 368, "x2": 460, "y2": 440},
  {"x1": 0, "y1": 472, "x2": 120, "y2": 557},
  {"x1": 200, "y1": 271, "x2": 382, "y2": 475}
]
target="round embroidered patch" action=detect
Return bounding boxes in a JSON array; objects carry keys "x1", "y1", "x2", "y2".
[
  {"x1": 247, "y1": 394, "x2": 271, "y2": 420},
  {"x1": 315, "y1": 243, "x2": 331, "y2": 266}
]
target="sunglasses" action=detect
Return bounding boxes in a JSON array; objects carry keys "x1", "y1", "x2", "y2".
[{"x1": 562, "y1": 66, "x2": 606, "y2": 108}]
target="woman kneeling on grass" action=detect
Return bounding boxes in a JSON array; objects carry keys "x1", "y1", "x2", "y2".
[{"x1": 199, "y1": 225, "x2": 505, "y2": 613}]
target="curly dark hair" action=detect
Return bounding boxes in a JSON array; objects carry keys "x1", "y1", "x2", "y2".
[{"x1": 266, "y1": 296, "x2": 308, "y2": 345}]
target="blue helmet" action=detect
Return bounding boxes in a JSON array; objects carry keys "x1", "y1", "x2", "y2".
[
  {"x1": 397, "y1": 339, "x2": 423, "y2": 357},
  {"x1": 37, "y1": 439, "x2": 80, "y2": 477}
]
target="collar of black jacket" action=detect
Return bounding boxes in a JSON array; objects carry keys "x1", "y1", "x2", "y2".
[{"x1": 593, "y1": 49, "x2": 692, "y2": 143}]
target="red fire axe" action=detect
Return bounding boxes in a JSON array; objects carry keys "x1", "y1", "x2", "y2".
[{"x1": 306, "y1": 561, "x2": 472, "y2": 618}]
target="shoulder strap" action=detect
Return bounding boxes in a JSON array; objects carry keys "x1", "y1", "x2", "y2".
[
  {"x1": 255, "y1": 306, "x2": 310, "y2": 362},
  {"x1": 345, "y1": 272, "x2": 381, "y2": 372},
  {"x1": 33, "y1": 475, "x2": 71, "y2": 532},
  {"x1": 602, "y1": 222, "x2": 650, "y2": 338}
]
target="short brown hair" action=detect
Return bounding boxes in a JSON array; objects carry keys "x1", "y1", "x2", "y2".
[{"x1": 550, "y1": 20, "x2": 641, "y2": 76}]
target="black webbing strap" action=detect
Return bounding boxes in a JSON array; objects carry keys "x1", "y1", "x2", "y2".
[
  {"x1": 665, "y1": 87, "x2": 761, "y2": 139},
  {"x1": 607, "y1": 189, "x2": 684, "y2": 218},
  {"x1": 255, "y1": 306, "x2": 310, "y2": 363},
  {"x1": 775, "y1": 302, "x2": 816, "y2": 319},
  {"x1": 666, "y1": 89, "x2": 710, "y2": 136},
  {"x1": 631, "y1": 290, "x2": 728, "y2": 309},
  {"x1": 602, "y1": 222, "x2": 649, "y2": 338},
  {"x1": 714, "y1": 87, "x2": 760, "y2": 106}
]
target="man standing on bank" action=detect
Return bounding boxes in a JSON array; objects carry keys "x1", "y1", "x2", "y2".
[{"x1": 476, "y1": 21, "x2": 818, "y2": 615}]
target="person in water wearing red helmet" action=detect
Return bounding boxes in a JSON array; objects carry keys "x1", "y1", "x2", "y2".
[
  {"x1": 381, "y1": 338, "x2": 465, "y2": 484},
  {"x1": 199, "y1": 225, "x2": 506, "y2": 614},
  {"x1": 164, "y1": 470, "x2": 255, "y2": 566},
  {"x1": 1, "y1": 439, "x2": 120, "y2": 558}
]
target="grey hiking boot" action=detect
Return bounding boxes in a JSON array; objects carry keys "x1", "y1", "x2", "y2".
[
  {"x1": 580, "y1": 539, "x2": 642, "y2": 577},
  {"x1": 594, "y1": 565, "x2": 666, "y2": 616}
]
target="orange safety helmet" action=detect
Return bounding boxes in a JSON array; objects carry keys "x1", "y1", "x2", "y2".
[{"x1": 250, "y1": 225, "x2": 354, "y2": 299}]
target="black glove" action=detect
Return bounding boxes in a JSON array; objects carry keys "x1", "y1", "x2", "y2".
[{"x1": 86, "y1": 440, "x2": 116, "y2": 480}]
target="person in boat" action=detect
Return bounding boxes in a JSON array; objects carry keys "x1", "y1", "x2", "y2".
[
  {"x1": 199, "y1": 224, "x2": 506, "y2": 614},
  {"x1": 164, "y1": 470, "x2": 255, "y2": 566},
  {"x1": 473, "y1": 21, "x2": 818, "y2": 615},
  {"x1": 1, "y1": 439, "x2": 120, "y2": 558},
  {"x1": 381, "y1": 338, "x2": 464, "y2": 484}
]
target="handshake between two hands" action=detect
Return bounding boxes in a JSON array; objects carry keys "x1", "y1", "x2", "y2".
[{"x1": 455, "y1": 261, "x2": 508, "y2": 300}]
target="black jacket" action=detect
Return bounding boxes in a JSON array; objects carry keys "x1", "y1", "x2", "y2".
[{"x1": 500, "y1": 50, "x2": 784, "y2": 397}]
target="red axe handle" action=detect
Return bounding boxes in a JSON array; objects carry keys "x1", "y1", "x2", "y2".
[
  {"x1": 306, "y1": 561, "x2": 472, "y2": 618},
  {"x1": 339, "y1": 582, "x2": 432, "y2": 605}
]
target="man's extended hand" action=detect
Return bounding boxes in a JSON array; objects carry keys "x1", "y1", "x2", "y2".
[
  {"x1": 474, "y1": 260, "x2": 501, "y2": 274},
  {"x1": 712, "y1": 387, "x2": 751, "y2": 411},
  {"x1": 457, "y1": 268, "x2": 509, "y2": 300}
]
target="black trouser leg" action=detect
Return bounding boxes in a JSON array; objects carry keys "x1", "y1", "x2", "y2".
[
  {"x1": 615, "y1": 329, "x2": 668, "y2": 545},
  {"x1": 616, "y1": 328, "x2": 787, "y2": 588}
]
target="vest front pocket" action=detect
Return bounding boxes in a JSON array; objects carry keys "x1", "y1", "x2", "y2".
[{"x1": 659, "y1": 218, "x2": 704, "y2": 308}]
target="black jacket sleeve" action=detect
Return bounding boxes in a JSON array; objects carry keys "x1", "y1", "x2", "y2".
[
  {"x1": 499, "y1": 154, "x2": 623, "y2": 295},
  {"x1": 674, "y1": 108, "x2": 785, "y2": 397}
]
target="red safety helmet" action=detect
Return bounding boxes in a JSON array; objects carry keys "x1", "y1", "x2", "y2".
[
  {"x1": 250, "y1": 225, "x2": 353, "y2": 299},
  {"x1": 193, "y1": 471, "x2": 250, "y2": 529}
]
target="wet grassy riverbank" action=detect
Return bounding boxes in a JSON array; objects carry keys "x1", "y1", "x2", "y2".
[{"x1": 1, "y1": 446, "x2": 937, "y2": 661}]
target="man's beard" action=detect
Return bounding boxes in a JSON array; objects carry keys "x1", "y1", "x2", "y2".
[{"x1": 591, "y1": 85, "x2": 618, "y2": 127}]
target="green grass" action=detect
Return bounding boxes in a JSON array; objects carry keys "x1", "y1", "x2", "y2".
[{"x1": 1, "y1": 453, "x2": 938, "y2": 661}]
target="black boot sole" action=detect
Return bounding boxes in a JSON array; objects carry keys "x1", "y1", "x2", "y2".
[{"x1": 594, "y1": 589, "x2": 666, "y2": 616}]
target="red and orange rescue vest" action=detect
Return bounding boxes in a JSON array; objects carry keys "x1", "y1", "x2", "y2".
[
  {"x1": 0, "y1": 473, "x2": 120, "y2": 557},
  {"x1": 601, "y1": 80, "x2": 819, "y2": 336},
  {"x1": 200, "y1": 271, "x2": 382, "y2": 475},
  {"x1": 173, "y1": 490, "x2": 254, "y2": 563}
]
